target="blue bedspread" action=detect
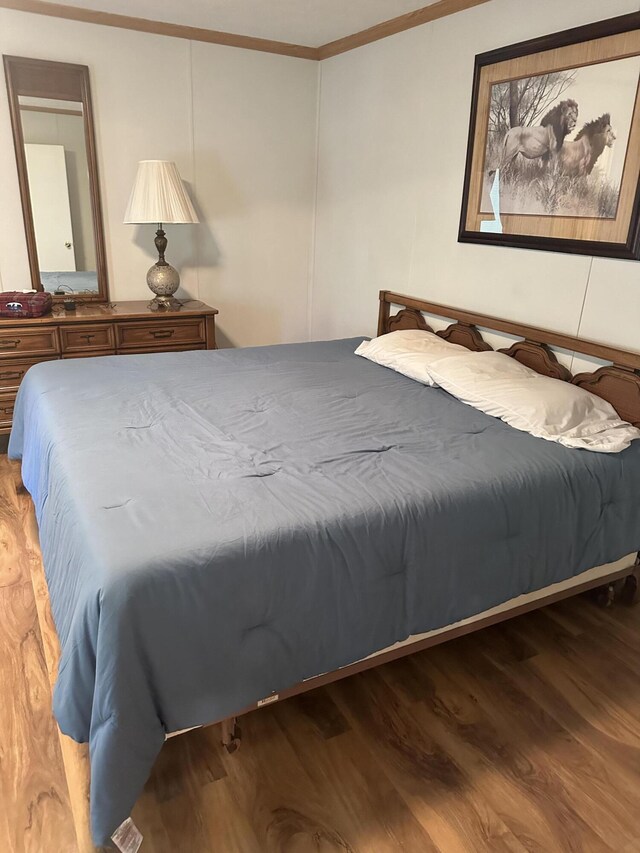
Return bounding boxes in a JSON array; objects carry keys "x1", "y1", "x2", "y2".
[{"x1": 9, "y1": 338, "x2": 640, "y2": 845}]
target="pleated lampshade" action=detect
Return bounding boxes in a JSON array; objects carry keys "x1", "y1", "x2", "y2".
[{"x1": 124, "y1": 160, "x2": 199, "y2": 224}]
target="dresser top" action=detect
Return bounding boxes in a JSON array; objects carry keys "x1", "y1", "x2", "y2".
[{"x1": 0, "y1": 299, "x2": 218, "y2": 326}]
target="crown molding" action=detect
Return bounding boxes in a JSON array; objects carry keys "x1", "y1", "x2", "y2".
[
  {"x1": 318, "y1": 0, "x2": 491, "y2": 59},
  {"x1": 0, "y1": 0, "x2": 320, "y2": 59},
  {"x1": 0, "y1": 0, "x2": 492, "y2": 60}
]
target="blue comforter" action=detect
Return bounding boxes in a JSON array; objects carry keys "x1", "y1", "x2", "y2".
[{"x1": 9, "y1": 338, "x2": 640, "y2": 845}]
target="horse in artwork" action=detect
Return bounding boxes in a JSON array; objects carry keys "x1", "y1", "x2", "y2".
[
  {"x1": 559, "y1": 113, "x2": 616, "y2": 177},
  {"x1": 489, "y1": 99, "x2": 579, "y2": 176}
]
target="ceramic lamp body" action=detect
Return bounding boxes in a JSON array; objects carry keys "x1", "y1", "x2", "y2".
[{"x1": 146, "y1": 261, "x2": 180, "y2": 308}]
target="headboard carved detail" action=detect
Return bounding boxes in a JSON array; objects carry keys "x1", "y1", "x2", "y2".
[
  {"x1": 387, "y1": 308, "x2": 431, "y2": 334},
  {"x1": 499, "y1": 340, "x2": 572, "y2": 382},
  {"x1": 377, "y1": 290, "x2": 640, "y2": 426},
  {"x1": 573, "y1": 367, "x2": 640, "y2": 428},
  {"x1": 437, "y1": 322, "x2": 491, "y2": 352}
]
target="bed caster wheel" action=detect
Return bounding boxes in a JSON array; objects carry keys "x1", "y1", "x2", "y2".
[
  {"x1": 595, "y1": 583, "x2": 616, "y2": 608},
  {"x1": 224, "y1": 725, "x2": 241, "y2": 754},
  {"x1": 221, "y1": 718, "x2": 241, "y2": 754},
  {"x1": 620, "y1": 573, "x2": 639, "y2": 606}
]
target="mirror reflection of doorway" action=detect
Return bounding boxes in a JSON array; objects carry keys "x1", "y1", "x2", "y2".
[
  {"x1": 19, "y1": 94, "x2": 99, "y2": 292},
  {"x1": 24, "y1": 142, "x2": 76, "y2": 272}
]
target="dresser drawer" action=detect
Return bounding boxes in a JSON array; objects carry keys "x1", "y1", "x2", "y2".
[
  {"x1": 0, "y1": 327, "x2": 59, "y2": 358},
  {"x1": 0, "y1": 357, "x2": 56, "y2": 391},
  {"x1": 0, "y1": 391, "x2": 16, "y2": 428},
  {"x1": 60, "y1": 323, "x2": 115, "y2": 354},
  {"x1": 116, "y1": 318, "x2": 206, "y2": 351}
]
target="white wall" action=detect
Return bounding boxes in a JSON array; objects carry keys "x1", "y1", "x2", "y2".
[
  {"x1": 0, "y1": 9, "x2": 318, "y2": 347},
  {"x1": 312, "y1": 0, "x2": 640, "y2": 354},
  {"x1": 190, "y1": 43, "x2": 319, "y2": 346}
]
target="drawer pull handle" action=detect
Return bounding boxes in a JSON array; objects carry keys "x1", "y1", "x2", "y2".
[
  {"x1": 150, "y1": 329, "x2": 174, "y2": 339},
  {"x1": 79, "y1": 334, "x2": 96, "y2": 343},
  {"x1": 0, "y1": 339, "x2": 20, "y2": 350},
  {"x1": 0, "y1": 371, "x2": 21, "y2": 381},
  {"x1": 1, "y1": 405, "x2": 14, "y2": 416}
]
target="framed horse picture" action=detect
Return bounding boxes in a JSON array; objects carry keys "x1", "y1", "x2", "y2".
[{"x1": 459, "y1": 12, "x2": 640, "y2": 260}]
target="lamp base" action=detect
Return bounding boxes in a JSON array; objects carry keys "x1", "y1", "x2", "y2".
[
  {"x1": 147, "y1": 259, "x2": 180, "y2": 300},
  {"x1": 148, "y1": 294, "x2": 182, "y2": 311}
]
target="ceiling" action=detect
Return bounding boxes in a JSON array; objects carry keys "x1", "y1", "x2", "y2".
[{"x1": 37, "y1": 0, "x2": 443, "y2": 47}]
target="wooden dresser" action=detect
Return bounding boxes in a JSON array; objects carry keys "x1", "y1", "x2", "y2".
[{"x1": 0, "y1": 300, "x2": 218, "y2": 435}]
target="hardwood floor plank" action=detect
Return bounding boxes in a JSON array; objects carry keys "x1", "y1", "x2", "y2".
[
  {"x1": 145, "y1": 726, "x2": 229, "y2": 851},
  {"x1": 557, "y1": 596, "x2": 640, "y2": 659},
  {"x1": 381, "y1": 657, "x2": 551, "y2": 852},
  {"x1": 502, "y1": 645, "x2": 640, "y2": 791},
  {"x1": 526, "y1": 649, "x2": 640, "y2": 767},
  {"x1": 330, "y1": 667, "x2": 521, "y2": 853},
  {"x1": 431, "y1": 639, "x2": 637, "y2": 850},
  {"x1": 542, "y1": 602, "x2": 587, "y2": 637},
  {"x1": 499, "y1": 608, "x2": 583, "y2": 658},
  {"x1": 430, "y1": 644, "x2": 627, "y2": 851},
  {"x1": 14, "y1": 458, "x2": 96, "y2": 853},
  {"x1": 391, "y1": 654, "x2": 573, "y2": 852},
  {"x1": 275, "y1": 695, "x2": 437, "y2": 852},
  {"x1": 218, "y1": 705, "x2": 355, "y2": 852},
  {"x1": 197, "y1": 775, "x2": 264, "y2": 853},
  {"x1": 150, "y1": 727, "x2": 227, "y2": 805},
  {"x1": 0, "y1": 787, "x2": 14, "y2": 852},
  {"x1": 288, "y1": 688, "x2": 351, "y2": 741},
  {"x1": 534, "y1": 625, "x2": 640, "y2": 725},
  {"x1": 0, "y1": 457, "x2": 79, "y2": 853}
]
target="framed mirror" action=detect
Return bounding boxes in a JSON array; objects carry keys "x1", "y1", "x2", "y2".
[{"x1": 3, "y1": 56, "x2": 109, "y2": 302}]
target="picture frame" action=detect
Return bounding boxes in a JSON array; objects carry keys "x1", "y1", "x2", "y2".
[{"x1": 458, "y1": 12, "x2": 640, "y2": 260}]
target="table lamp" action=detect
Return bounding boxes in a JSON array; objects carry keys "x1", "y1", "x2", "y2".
[{"x1": 124, "y1": 160, "x2": 199, "y2": 309}]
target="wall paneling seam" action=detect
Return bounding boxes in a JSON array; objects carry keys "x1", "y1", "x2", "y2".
[
  {"x1": 307, "y1": 62, "x2": 323, "y2": 341},
  {"x1": 187, "y1": 39, "x2": 200, "y2": 302}
]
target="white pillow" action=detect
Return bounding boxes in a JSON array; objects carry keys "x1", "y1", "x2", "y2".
[
  {"x1": 355, "y1": 329, "x2": 466, "y2": 386},
  {"x1": 427, "y1": 350, "x2": 640, "y2": 454}
]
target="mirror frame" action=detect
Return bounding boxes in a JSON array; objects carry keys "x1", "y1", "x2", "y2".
[{"x1": 3, "y1": 55, "x2": 109, "y2": 302}]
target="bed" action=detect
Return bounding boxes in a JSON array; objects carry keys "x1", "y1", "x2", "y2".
[{"x1": 8, "y1": 291, "x2": 640, "y2": 848}]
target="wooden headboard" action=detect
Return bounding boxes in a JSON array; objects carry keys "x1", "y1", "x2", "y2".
[{"x1": 377, "y1": 291, "x2": 640, "y2": 428}]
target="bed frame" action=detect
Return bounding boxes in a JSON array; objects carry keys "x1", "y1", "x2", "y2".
[
  {"x1": 214, "y1": 291, "x2": 640, "y2": 751},
  {"x1": 22, "y1": 291, "x2": 640, "y2": 833},
  {"x1": 377, "y1": 290, "x2": 640, "y2": 426}
]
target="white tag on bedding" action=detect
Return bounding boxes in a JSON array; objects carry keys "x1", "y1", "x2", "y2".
[{"x1": 111, "y1": 818, "x2": 143, "y2": 853}]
